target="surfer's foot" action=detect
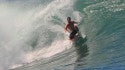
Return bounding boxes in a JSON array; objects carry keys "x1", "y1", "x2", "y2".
[
  {"x1": 76, "y1": 32, "x2": 80, "y2": 37},
  {"x1": 78, "y1": 32, "x2": 81, "y2": 36}
]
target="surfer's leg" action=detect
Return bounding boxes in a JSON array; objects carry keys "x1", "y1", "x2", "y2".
[
  {"x1": 69, "y1": 33, "x2": 74, "y2": 40},
  {"x1": 74, "y1": 26, "x2": 81, "y2": 36},
  {"x1": 74, "y1": 26, "x2": 79, "y2": 31},
  {"x1": 69, "y1": 30, "x2": 77, "y2": 40}
]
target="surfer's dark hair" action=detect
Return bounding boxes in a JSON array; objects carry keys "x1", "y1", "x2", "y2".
[{"x1": 67, "y1": 17, "x2": 71, "y2": 21}]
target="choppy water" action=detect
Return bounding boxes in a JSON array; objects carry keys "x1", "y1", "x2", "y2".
[{"x1": 0, "y1": 0, "x2": 125, "y2": 70}]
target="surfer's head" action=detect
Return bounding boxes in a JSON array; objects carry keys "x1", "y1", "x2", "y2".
[{"x1": 67, "y1": 17, "x2": 71, "y2": 22}]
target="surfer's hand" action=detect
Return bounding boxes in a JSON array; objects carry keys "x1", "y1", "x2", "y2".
[{"x1": 64, "y1": 29, "x2": 67, "y2": 33}]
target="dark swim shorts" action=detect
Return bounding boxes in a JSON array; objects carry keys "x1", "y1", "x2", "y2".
[{"x1": 69, "y1": 30, "x2": 77, "y2": 39}]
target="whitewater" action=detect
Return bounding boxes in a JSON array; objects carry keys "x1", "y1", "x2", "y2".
[{"x1": 0, "y1": 0, "x2": 125, "y2": 70}]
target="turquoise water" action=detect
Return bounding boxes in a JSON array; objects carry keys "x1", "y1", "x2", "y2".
[{"x1": 0, "y1": 0, "x2": 125, "y2": 70}]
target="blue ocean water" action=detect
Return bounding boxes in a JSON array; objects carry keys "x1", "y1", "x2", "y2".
[{"x1": 0, "y1": 0, "x2": 125, "y2": 70}]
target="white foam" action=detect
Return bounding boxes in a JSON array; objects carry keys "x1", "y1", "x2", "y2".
[
  {"x1": 34, "y1": 0, "x2": 74, "y2": 19},
  {"x1": 0, "y1": 0, "x2": 81, "y2": 69},
  {"x1": 0, "y1": 4, "x2": 34, "y2": 70},
  {"x1": 22, "y1": 0, "x2": 77, "y2": 63},
  {"x1": 24, "y1": 39, "x2": 72, "y2": 63},
  {"x1": 9, "y1": 64, "x2": 23, "y2": 69}
]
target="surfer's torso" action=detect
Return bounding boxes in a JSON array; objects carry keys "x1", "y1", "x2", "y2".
[{"x1": 67, "y1": 21, "x2": 76, "y2": 33}]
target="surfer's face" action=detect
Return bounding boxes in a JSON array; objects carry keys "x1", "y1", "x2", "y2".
[{"x1": 67, "y1": 17, "x2": 71, "y2": 22}]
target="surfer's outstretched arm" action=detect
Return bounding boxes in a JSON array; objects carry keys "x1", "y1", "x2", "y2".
[
  {"x1": 73, "y1": 21, "x2": 79, "y2": 24},
  {"x1": 64, "y1": 22, "x2": 68, "y2": 32}
]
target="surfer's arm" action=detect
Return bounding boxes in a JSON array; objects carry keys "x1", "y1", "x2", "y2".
[
  {"x1": 73, "y1": 21, "x2": 78, "y2": 24},
  {"x1": 73, "y1": 21, "x2": 79, "y2": 24},
  {"x1": 64, "y1": 23, "x2": 68, "y2": 32}
]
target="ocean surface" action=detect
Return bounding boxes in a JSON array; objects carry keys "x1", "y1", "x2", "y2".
[{"x1": 0, "y1": 0, "x2": 125, "y2": 70}]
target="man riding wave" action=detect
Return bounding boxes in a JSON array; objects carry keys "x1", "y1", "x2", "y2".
[{"x1": 64, "y1": 17, "x2": 80, "y2": 40}]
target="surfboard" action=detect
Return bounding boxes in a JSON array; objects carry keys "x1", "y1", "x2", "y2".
[{"x1": 73, "y1": 32, "x2": 86, "y2": 41}]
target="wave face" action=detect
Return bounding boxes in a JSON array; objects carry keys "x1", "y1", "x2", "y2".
[{"x1": 0, "y1": 0, "x2": 125, "y2": 70}]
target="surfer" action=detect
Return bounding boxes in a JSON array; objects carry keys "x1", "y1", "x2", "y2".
[{"x1": 64, "y1": 17, "x2": 80, "y2": 41}]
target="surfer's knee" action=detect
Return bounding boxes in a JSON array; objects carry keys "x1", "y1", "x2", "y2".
[{"x1": 74, "y1": 26, "x2": 79, "y2": 31}]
